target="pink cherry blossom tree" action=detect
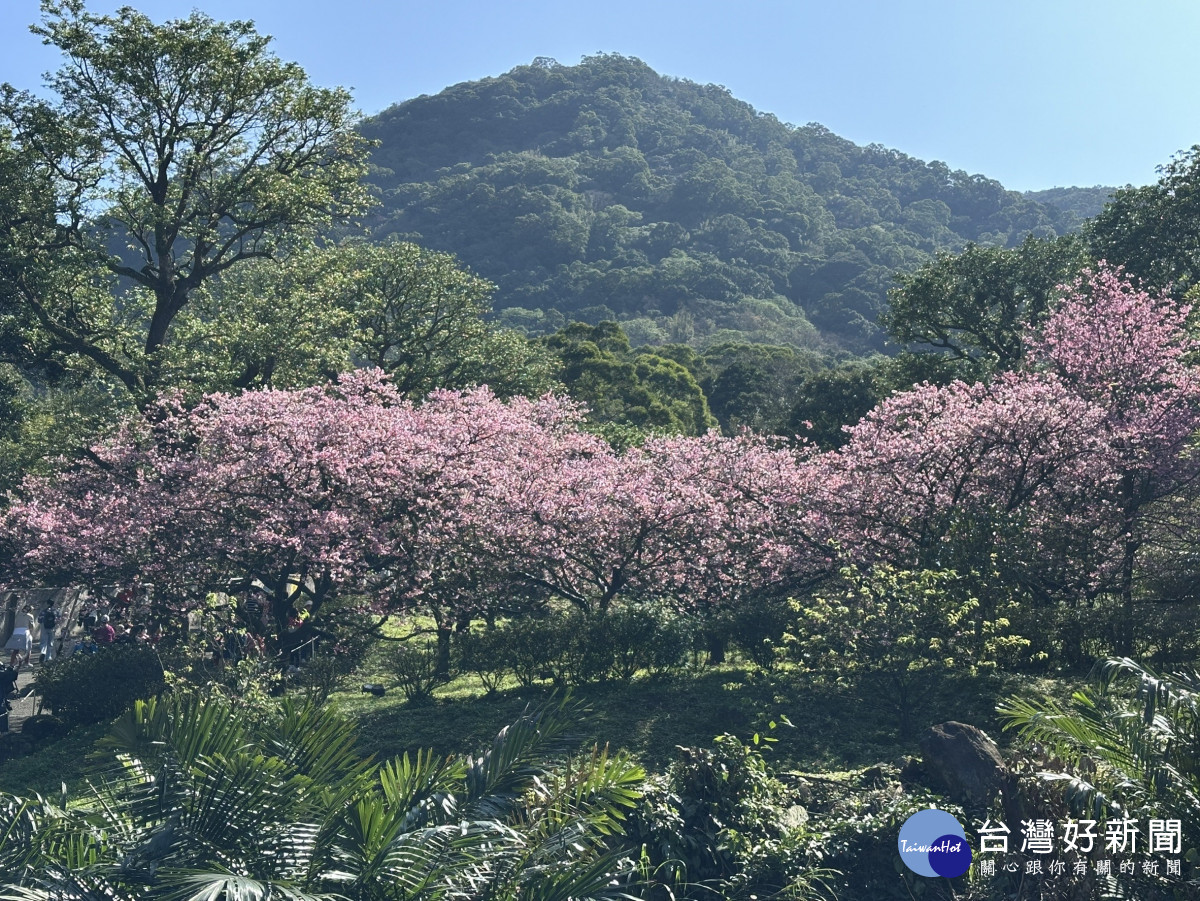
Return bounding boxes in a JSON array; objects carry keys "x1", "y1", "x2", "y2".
[
  {"x1": 488, "y1": 430, "x2": 831, "y2": 613},
  {"x1": 4, "y1": 368, "x2": 832, "y2": 671},
  {"x1": 820, "y1": 264, "x2": 1200, "y2": 652},
  {"x1": 1, "y1": 371, "x2": 588, "y2": 659},
  {"x1": 822, "y1": 371, "x2": 1117, "y2": 602},
  {"x1": 1028, "y1": 264, "x2": 1200, "y2": 647}
]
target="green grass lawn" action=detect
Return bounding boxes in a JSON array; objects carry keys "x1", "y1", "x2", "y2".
[
  {"x1": 0, "y1": 631, "x2": 1078, "y2": 800},
  {"x1": 0, "y1": 721, "x2": 109, "y2": 798},
  {"x1": 328, "y1": 637, "x2": 1057, "y2": 774}
]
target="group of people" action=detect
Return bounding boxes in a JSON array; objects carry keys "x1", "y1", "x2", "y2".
[
  {"x1": 2, "y1": 592, "x2": 168, "y2": 669},
  {"x1": 78, "y1": 605, "x2": 164, "y2": 654},
  {"x1": 4, "y1": 602, "x2": 62, "y2": 668},
  {"x1": 4, "y1": 584, "x2": 323, "y2": 674}
]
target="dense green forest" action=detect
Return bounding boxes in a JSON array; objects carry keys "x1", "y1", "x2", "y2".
[
  {"x1": 1023, "y1": 185, "x2": 1113, "y2": 224},
  {"x1": 362, "y1": 54, "x2": 1085, "y2": 351}
]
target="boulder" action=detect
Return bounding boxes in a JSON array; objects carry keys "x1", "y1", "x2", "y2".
[
  {"x1": 21, "y1": 714, "x2": 67, "y2": 743},
  {"x1": 919, "y1": 721, "x2": 1007, "y2": 807}
]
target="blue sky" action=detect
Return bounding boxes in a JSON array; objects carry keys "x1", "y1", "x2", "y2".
[{"x1": 1, "y1": 0, "x2": 1195, "y2": 192}]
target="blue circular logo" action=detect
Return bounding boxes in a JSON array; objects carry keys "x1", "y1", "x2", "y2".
[{"x1": 898, "y1": 809, "x2": 971, "y2": 878}]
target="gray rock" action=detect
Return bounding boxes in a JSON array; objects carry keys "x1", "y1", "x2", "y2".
[{"x1": 919, "y1": 721, "x2": 1008, "y2": 807}]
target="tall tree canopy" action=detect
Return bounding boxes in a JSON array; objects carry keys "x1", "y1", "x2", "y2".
[
  {"x1": 168, "y1": 239, "x2": 557, "y2": 400},
  {"x1": 0, "y1": 0, "x2": 373, "y2": 400},
  {"x1": 882, "y1": 235, "x2": 1086, "y2": 374},
  {"x1": 1088, "y1": 146, "x2": 1200, "y2": 294},
  {"x1": 541, "y1": 321, "x2": 717, "y2": 435}
]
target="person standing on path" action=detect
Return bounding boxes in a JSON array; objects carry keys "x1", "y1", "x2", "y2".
[
  {"x1": 38, "y1": 603, "x2": 59, "y2": 663},
  {"x1": 5, "y1": 605, "x2": 36, "y2": 668}
]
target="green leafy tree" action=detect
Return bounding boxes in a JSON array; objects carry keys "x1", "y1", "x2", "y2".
[
  {"x1": 785, "y1": 361, "x2": 883, "y2": 449},
  {"x1": 627, "y1": 734, "x2": 835, "y2": 900},
  {"x1": 543, "y1": 321, "x2": 716, "y2": 435},
  {"x1": 787, "y1": 566, "x2": 1023, "y2": 735},
  {"x1": 1024, "y1": 185, "x2": 1114, "y2": 225},
  {"x1": 170, "y1": 239, "x2": 557, "y2": 398},
  {"x1": 699, "y1": 342, "x2": 816, "y2": 435},
  {"x1": 782, "y1": 352, "x2": 971, "y2": 449},
  {"x1": 1089, "y1": 146, "x2": 1200, "y2": 294},
  {"x1": 0, "y1": 1, "x2": 373, "y2": 401},
  {"x1": 881, "y1": 235, "x2": 1085, "y2": 373}
]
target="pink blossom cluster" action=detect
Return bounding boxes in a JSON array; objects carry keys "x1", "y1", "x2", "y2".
[
  {"x1": 819, "y1": 264, "x2": 1200, "y2": 604},
  {"x1": 1, "y1": 371, "x2": 827, "y2": 637},
  {"x1": 4, "y1": 266, "x2": 1196, "y2": 640}
]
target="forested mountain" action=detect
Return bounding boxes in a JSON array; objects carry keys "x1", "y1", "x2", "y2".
[
  {"x1": 363, "y1": 54, "x2": 1082, "y2": 350},
  {"x1": 1024, "y1": 186, "x2": 1114, "y2": 226}
]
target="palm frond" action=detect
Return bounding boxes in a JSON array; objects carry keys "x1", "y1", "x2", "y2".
[
  {"x1": 2, "y1": 689, "x2": 655, "y2": 901},
  {"x1": 263, "y1": 697, "x2": 373, "y2": 790},
  {"x1": 377, "y1": 748, "x2": 464, "y2": 827},
  {"x1": 96, "y1": 692, "x2": 250, "y2": 776},
  {"x1": 182, "y1": 752, "x2": 313, "y2": 860},
  {"x1": 506, "y1": 850, "x2": 641, "y2": 901},
  {"x1": 463, "y1": 697, "x2": 582, "y2": 819},
  {"x1": 157, "y1": 870, "x2": 344, "y2": 901},
  {"x1": 1000, "y1": 657, "x2": 1200, "y2": 826},
  {"x1": 0, "y1": 794, "x2": 40, "y2": 869}
]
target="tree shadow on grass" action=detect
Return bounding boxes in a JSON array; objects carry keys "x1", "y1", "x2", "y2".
[{"x1": 341, "y1": 666, "x2": 1023, "y2": 773}]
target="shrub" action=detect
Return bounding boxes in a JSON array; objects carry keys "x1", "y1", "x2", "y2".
[
  {"x1": 719, "y1": 594, "x2": 793, "y2": 670},
  {"x1": 816, "y1": 784, "x2": 967, "y2": 900},
  {"x1": 492, "y1": 605, "x2": 700, "y2": 689},
  {"x1": 391, "y1": 643, "x2": 441, "y2": 704},
  {"x1": 785, "y1": 565, "x2": 1025, "y2": 736},
  {"x1": 19, "y1": 714, "x2": 67, "y2": 744},
  {"x1": 500, "y1": 615, "x2": 564, "y2": 688},
  {"x1": 1134, "y1": 601, "x2": 1200, "y2": 670},
  {"x1": 456, "y1": 605, "x2": 700, "y2": 693},
  {"x1": 34, "y1": 643, "x2": 166, "y2": 727},
  {"x1": 607, "y1": 603, "x2": 697, "y2": 679},
  {"x1": 646, "y1": 607, "x2": 700, "y2": 675},
  {"x1": 455, "y1": 627, "x2": 510, "y2": 696},
  {"x1": 553, "y1": 612, "x2": 614, "y2": 686},
  {"x1": 624, "y1": 735, "x2": 833, "y2": 901},
  {"x1": 1008, "y1": 601, "x2": 1124, "y2": 673}
]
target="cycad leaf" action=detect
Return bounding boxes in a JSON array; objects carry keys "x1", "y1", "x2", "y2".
[
  {"x1": 158, "y1": 871, "x2": 342, "y2": 901},
  {"x1": 464, "y1": 697, "x2": 581, "y2": 819}
]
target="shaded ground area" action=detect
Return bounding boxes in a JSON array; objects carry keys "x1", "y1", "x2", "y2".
[
  {"x1": 0, "y1": 626, "x2": 1080, "y2": 800},
  {"x1": 330, "y1": 660, "x2": 1043, "y2": 775}
]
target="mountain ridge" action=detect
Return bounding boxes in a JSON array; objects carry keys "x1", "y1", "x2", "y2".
[{"x1": 361, "y1": 54, "x2": 1108, "y2": 350}]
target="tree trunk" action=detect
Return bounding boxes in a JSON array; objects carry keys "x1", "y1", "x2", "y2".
[
  {"x1": 706, "y1": 631, "x2": 726, "y2": 666},
  {"x1": 435, "y1": 624, "x2": 452, "y2": 680},
  {"x1": 897, "y1": 676, "x2": 913, "y2": 738},
  {"x1": 1119, "y1": 531, "x2": 1138, "y2": 656}
]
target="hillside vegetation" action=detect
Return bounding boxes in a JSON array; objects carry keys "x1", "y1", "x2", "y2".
[{"x1": 363, "y1": 54, "x2": 1083, "y2": 350}]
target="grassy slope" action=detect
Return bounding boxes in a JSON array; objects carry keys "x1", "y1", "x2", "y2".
[
  {"x1": 0, "y1": 638, "x2": 1073, "y2": 798},
  {"x1": 0, "y1": 721, "x2": 109, "y2": 798},
  {"x1": 329, "y1": 639, "x2": 1058, "y2": 774}
]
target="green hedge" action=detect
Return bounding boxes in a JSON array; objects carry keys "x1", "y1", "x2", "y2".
[{"x1": 34, "y1": 643, "x2": 167, "y2": 727}]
